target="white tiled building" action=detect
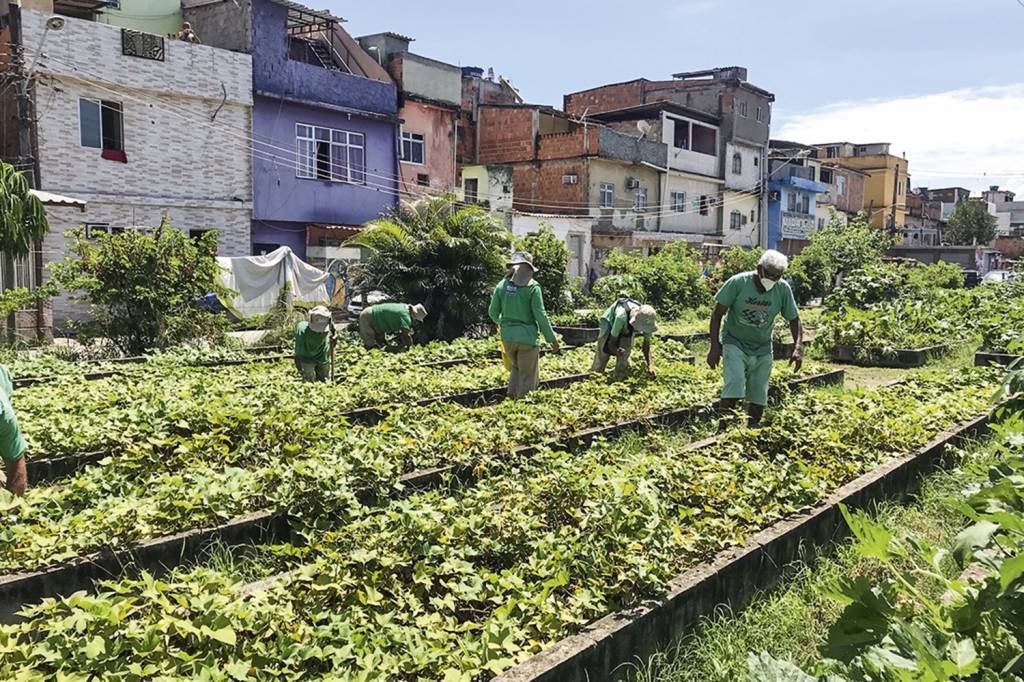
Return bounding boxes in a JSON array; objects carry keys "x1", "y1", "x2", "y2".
[{"x1": 20, "y1": 8, "x2": 253, "y2": 323}]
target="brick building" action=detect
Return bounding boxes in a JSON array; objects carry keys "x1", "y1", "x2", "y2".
[{"x1": 2, "y1": 3, "x2": 253, "y2": 326}]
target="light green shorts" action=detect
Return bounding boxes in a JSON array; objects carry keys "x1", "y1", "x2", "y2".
[{"x1": 722, "y1": 343, "x2": 773, "y2": 406}]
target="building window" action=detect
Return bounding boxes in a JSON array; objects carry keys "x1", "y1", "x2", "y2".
[
  {"x1": 797, "y1": 193, "x2": 810, "y2": 214},
  {"x1": 807, "y1": 166, "x2": 816, "y2": 182},
  {"x1": 750, "y1": 209, "x2": 756, "y2": 223},
  {"x1": 699, "y1": 195, "x2": 709, "y2": 216},
  {"x1": 729, "y1": 210, "x2": 742, "y2": 230},
  {"x1": 691, "y1": 124, "x2": 716, "y2": 156},
  {"x1": 416, "y1": 173, "x2": 429, "y2": 187},
  {"x1": 673, "y1": 121, "x2": 689, "y2": 150},
  {"x1": 820, "y1": 168, "x2": 833, "y2": 184},
  {"x1": 817, "y1": 217, "x2": 825, "y2": 229},
  {"x1": 634, "y1": 186, "x2": 647, "y2": 212},
  {"x1": 732, "y1": 152, "x2": 742, "y2": 175},
  {"x1": 755, "y1": 106, "x2": 764, "y2": 122},
  {"x1": 738, "y1": 101, "x2": 748, "y2": 118},
  {"x1": 827, "y1": 146, "x2": 839, "y2": 158},
  {"x1": 837, "y1": 175, "x2": 847, "y2": 196},
  {"x1": 296, "y1": 123, "x2": 365, "y2": 184},
  {"x1": 79, "y1": 98, "x2": 124, "y2": 152},
  {"x1": 599, "y1": 182, "x2": 614, "y2": 208},
  {"x1": 753, "y1": 156, "x2": 758, "y2": 167},
  {"x1": 670, "y1": 191, "x2": 686, "y2": 213},
  {"x1": 189, "y1": 229, "x2": 212, "y2": 240},
  {"x1": 787, "y1": 191, "x2": 797, "y2": 212},
  {"x1": 401, "y1": 131, "x2": 425, "y2": 165},
  {"x1": 464, "y1": 178, "x2": 479, "y2": 203}
]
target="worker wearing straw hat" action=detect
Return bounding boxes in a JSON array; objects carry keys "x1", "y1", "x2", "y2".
[
  {"x1": 591, "y1": 298, "x2": 658, "y2": 378},
  {"x1": 489, "y1": 251, "x2": 560, "y2": 399},
  {"x1": 294, "y1": 306, "x2": 337, "y2": 382},
  {"x1": 359, "y1": 302, "x2": 428, "y2": 350}
]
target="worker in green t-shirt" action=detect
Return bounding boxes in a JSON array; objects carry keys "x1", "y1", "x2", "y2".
[
  {"x1": 591, "y1": 298, "x2": 658, "y2": 378},
  {"x1": 358, "y1": 302, "x2": 428, "y2": 350},
  {"x1": 708, "y1": 249, "x2": 802, "y2": 426},
  {"x1": 488, "y1": 251, "x2": 560, "y2": 399},
  {"x1": 0, "y1": 366, "x2": 27, "y2": 496},
  {"x1": 294, "y1": 306, "x2": 336, "y2": 382}
]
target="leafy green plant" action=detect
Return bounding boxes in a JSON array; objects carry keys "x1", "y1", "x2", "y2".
[
  {"x1": 602, "y1": 242, "x2": 712, "y2": 316},
  {"x1": 348, "y1": 196, "x2": 511, "y2": 340},
  {"x1": 50, "y1": 219, "x2": 229, "y2": 355},
  {"x1": 946, "y1": 200, "x2": 998, "y2": 246},
  {"x1": 717, "y1": 246, "x2": 763, "y2": 283},
  {"x1": 517, "y1": 226, "x2": 573, "y2": 314}
]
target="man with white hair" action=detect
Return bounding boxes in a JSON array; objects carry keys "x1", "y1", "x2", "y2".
[
  {"x1": 707, "y1": 249, "x2": 802, "y2": 426},
  {"x1": 591, "y1": 297, "x2": 658, "y2": 378},
  {"x1": 359, "y1": 302, "x2": 428, "y2": 350}
]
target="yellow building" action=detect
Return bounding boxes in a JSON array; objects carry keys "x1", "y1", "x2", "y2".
[{"x1": 811, "y1": 142, "x2": 909, "y2": 229}]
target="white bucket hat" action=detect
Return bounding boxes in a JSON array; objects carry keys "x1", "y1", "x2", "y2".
[
  {"x1": 411, "y1": 304, "x2": 428, "y2": 322},
  {"x1": 630, "y1": 304, "x2": 658, "y2": 335},
  {"x1": 308, "y1": 306, "x2": 332, "y2": 333},
  {"x1": 507, "y1": 251, "x2": 538, "y2": 272}
]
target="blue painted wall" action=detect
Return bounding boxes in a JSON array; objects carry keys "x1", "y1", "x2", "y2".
[
  {"x1": 767, "y1": 176, "x2": 827, "y2": 250},
  {"x1": 248, "y1": 0, "x2": 399, "y2": 257}
]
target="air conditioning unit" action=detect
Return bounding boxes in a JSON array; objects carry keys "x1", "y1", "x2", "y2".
[
  {"x1": 625, "y1": 177, "x2": 639, "y2": 189},
  {"x1": 741, "y1": 215, "x2": 748, "y2": 225},
  {"x1": 561, "y1": 174, "x2": 578, "y2": 185}
]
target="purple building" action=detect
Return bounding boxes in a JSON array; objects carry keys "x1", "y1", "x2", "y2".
[{"x1": 184, "y1": 0, "x2": 399, "y2": 259}]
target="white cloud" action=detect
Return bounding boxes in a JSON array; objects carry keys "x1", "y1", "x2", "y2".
[{"x1": 775, "y1": 85, "x2": 1024, "y2": 198}]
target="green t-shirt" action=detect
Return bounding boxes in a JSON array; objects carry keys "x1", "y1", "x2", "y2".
[
  {"x1": 0, "y1": 366, "x2": 26, "y2": 465},
  {"x1": 370, "y1": 303, "x2": 413, "y2": 335},
  {"x1": 294, "y1": 320, "x2": 333, "y2": 364},
  {"x1": 600, "y1": 301, "x2": 653, "y2": 341},
  {"x1": 715, "y1": 271, "x2": 798, "y2": 356},
  {"x1": 488, "y1": 277, "x2": 556, "y2": 348}
]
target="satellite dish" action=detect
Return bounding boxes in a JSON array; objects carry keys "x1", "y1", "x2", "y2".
[{"x1": 636, "y1": 120, "x2": 652, "y2": 138}]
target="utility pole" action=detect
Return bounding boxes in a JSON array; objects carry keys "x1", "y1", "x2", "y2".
[
  {"x1": 8, "y1": 3, "x2": 37, "y2": 189},
  {"x1": 888, "y1": 163, "x2": 900, "y2": 236}
]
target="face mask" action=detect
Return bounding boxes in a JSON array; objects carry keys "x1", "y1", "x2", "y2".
[{"x1": 760, "y1": 276, "x2": 778, "y2": 291}]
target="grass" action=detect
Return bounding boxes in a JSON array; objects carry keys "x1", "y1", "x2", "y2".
[{"x1": 625, "y1": 438, "x2": 1003, "y2": 682}]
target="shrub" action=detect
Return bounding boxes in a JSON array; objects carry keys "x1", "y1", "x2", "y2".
[
  {"x1": 787, "y1": 248, "x2": 831, "y2": 305},
  {"x1": 51, "y1": 219, "x2": 229, "y2": 355},
  {"x1": 349, "y1": 196, "x2": 511, "y2": 340},
  {"x1": 602, "y1": 243, "x2": 711, "y2": 316},
  {"x1": 717, "y1": 246, "x2": 763, "y2": 282},
  {"x1": 905, "y1": 260, "x2": 964, "y2": 290},
  {"x1": 517, "y1": 226, "x2": 572, "y2": 314}
]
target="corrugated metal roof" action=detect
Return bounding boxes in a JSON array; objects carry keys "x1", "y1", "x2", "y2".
[{"x1": 30, "y1": 190, "x2": 87, "y2": 208}]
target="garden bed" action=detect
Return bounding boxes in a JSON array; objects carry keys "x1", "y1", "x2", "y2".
[
  {"x1": 657, "y1": 331, "x2": 711, "y2": 345},
  {"x1": 0, "y1": 369, "x2": 840, "y2": 621},
  {"x1": 553, "y1": 326, "x2": 601, "y2": 346},
  {"x1": 828, "y1": 343, "x2": 949, "y2": 368},
  {"x1": 495, "y1": 405, "x2": 996, "y2": 682},
  {"x1": 974, "y1": 350, "x2": 1023, "y2": 368}
]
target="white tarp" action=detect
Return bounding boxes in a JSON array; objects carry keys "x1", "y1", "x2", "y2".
[{"x1": 217, "y1": 246, "x2": 330, "y2": 318}]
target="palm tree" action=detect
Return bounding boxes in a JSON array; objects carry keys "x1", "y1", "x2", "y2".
[
  {"x1": 348, "y1": 195, "x2": 510, "y2": 340},
  {"x1": 0, "y1": 161, "x2": 50, "y2": 342}
]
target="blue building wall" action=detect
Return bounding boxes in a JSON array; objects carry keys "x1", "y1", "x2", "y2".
[
  {"x1": 249, "y1": 0, "x2": 398, "y2": 258},
  {"x1": 767, "y1": 176, "x2": 827, "y2": 251}
]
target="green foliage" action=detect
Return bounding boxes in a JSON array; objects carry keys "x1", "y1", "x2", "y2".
[
  {"x1": 717, "y1": 246, "x2": 763, "y2": 282},
  {"x1": 50, "y1": 220, "x2": 229, "y2": 355},
  {"x1": 517, "y1": 226, "x2": 572, "y2": 313},
  {"x1": 906, "y1": 260, "x2": 964, "y2": 290},
  {"x1": 787, "y1": 248, "x2": 831, "y2": 306},
  {"x1": 601, "y1": 242, "x2": 712, "y2": 316},
  {"x1": 349, "y1": 196, "x2": 511, "y2": 340},
  {"x1": 805, "y1": 212, "x2": 894, "y2": 277},
  {"x1": 747, "y1": 415, "x2": 1024, "y2": 681},
  {"x1": 946, "y1": 200, "x2": 998, "y2": 245},
  {"x1": 0, "y1": 280, "x2": 59, "y2": 318},
  {"x1": 0, "y1": 160, "x2": 48, "y2": 258}
]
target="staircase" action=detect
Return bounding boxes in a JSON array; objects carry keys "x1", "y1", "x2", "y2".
[{"x1": 309, "y1": 39, "x2": 338, "y2": 70}]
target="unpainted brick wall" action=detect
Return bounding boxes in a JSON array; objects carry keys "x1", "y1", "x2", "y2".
[
  {"x1": 563, "y1": 81, "x2": 645, "y2": 116},
  {"x1": 512, "y1": 159, "x2": 586, "y2": 214},
  {"x1": 477, "y1": 107, "x2": 535, "y2": 164}
]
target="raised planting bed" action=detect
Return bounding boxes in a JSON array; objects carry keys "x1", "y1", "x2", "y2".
[
  {"x1": 0, "y1": 369, "x2": 839, "y2": 621},
  {"x1": 828, "y1": 343, "x2": 949, "y2": 368},
  {"x1": 495, "y1": 405, "x2": 996, "y2": 682},
  {"x1": 657, "y1": 331, "x2": 711, "y2": 344},
  {"x1": 773, "y1": 338, "x2": 815, "y2": 361},
  {"x1": 975, "y1": 351, "x2": 1024, "y2": 368}
]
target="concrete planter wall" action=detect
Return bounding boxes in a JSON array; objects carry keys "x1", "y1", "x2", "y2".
[
  {"x1": 553, "y1": 326, "x2": 602, "y2": 346},
  {"x1": 496, "y1": 408, "x2": 994, "y2": 682},
  {"x1": 975, "y1": 351, "x2": 1023, "y2": 368},
  {"x1": 828, "y1": 343, "x2": 949, "y2": 368}
]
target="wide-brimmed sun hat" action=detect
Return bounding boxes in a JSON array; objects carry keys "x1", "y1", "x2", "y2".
[
  {"x1": 506, "y1": 251, "x2": 538, "y2": 271},
  {"x1": 308, "y1": 306, "x2": 332, "y2": 333},
  {"x1": 630, "y1": 304, "x2": 658, "y2": 335},
  {"x1": 411, "y1": 304, "x2": 428, "y2": 321}
]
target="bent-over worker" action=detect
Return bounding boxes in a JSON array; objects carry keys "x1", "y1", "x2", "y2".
[
  {"x1": 0, "y1": 365, "x2": 27, "y2": 496},
  {"x1": 294, "y1": 306, "x2": 336, "y2": 382},
  {"x1": 591, "y1": 299, "x2": 658, "y2": 378},
  {"x1": 707, "y1": 249, "x2": 802, "y2": 427},
  {"x1": 359, "y1": 302, "x2": 427, "y2": 350},
  {"x1": 489, "y1": 251, "x2": 560, "y2": 399}
]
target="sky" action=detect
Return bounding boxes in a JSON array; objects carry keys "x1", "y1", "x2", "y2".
[{"x1": 329, "y1": 0, "x2": 1024, "y2": 196}]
